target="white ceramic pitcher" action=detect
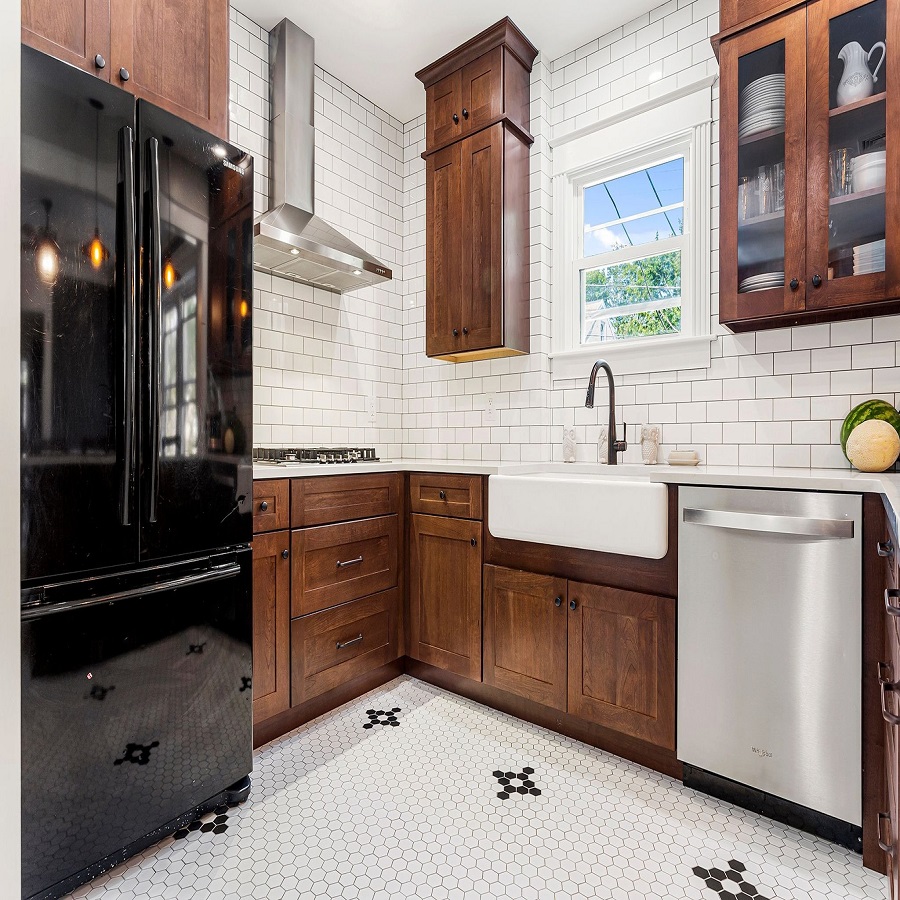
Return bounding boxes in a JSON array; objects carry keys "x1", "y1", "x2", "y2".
[{"x1": 836, "y1": 40, "x2": 886, "y2": 107}]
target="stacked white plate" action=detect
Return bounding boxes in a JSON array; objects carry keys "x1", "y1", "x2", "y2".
[
  {"x1": 851, "y1": 151, "x2": 886, "y2": 192},
  {"x1": 738, "y1": 74, "x2": 785, "y2": 139},
  {"x1": 738, "y1": 271, "x2": 785, "y2": 293},
  {"x1": 853, "y1": 239, "x2": 885, "y2": 275}
]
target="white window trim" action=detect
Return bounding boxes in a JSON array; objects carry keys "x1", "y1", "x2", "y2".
[{"x1": 550, "y1": 77, "x2": 715, "y2": 382}]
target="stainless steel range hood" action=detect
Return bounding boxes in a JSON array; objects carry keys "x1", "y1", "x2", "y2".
[{"x1": 253, "y1": 19, "x2": 392, "y2": 293}]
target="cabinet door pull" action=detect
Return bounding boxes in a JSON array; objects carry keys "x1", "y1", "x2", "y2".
[
  {"x1": 119, "y1": 67, "x2": 130, "y2": 82},
  {"x1": 336, "y1": 556, "x2": 363, "y2": 568},
  {"x1": 439, "y1": 490, "x2": 446, "y2": 500},
  {"x1": 878, "y1": 540, "x2": 894, "y2": 557},
  {"x1": 281, "y1": 549, "x2": 289, "y2": 560},
  {"x1": 452, "y1": 328, "x2": 459, "y2": 337},
  {"x1": 336, "y1": 634, "x2": 363, "y2": 650},
  {"x1": 462, "y1": 327, "x2": 469, "y2": 335},
  {"x1": 94, "y1": 54, "x2": 106, "y2": 69},
  {"x1": 886, "y1": 588, "x2": 900, "y2": 616},
  {"x1": 879, "y1": 811, "x2": 895, "y2": 855},
  {"x1": 554, "y1": 596, "x2": 562, "y2": 607},
  {"x1": 569, "y1": 599, "x2": 577, "y2": 611},
  {"x1": 462, "y1": 108, "x2": 469, "y2": 119},
  {"x1": 452, "y1": 113, "x2": 459, "y2": 124},
  {"x1": 879, "y1": 664, "x2": 900, "y2": 726},
  {"x1": 811, "y1": 273, "x2": 822, "y2": 288},
  {"x1": 471, "y1": 538, "x2": 477, "y2": 547},
  {"x1": 259, "y1": 501, "x2": 269, "y2": 512},
  {"x1": 789, "y1": 278, "x2": 799, "y2": 292}
]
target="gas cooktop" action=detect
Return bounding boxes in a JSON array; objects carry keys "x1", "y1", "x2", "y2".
[{"x1": 253, "y1": 447, "x2": 380, "y2": 465}]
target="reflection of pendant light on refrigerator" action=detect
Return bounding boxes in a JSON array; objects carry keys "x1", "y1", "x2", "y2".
[
  {"x1": 162, "y1": 136, "x2": 179, "y2": 291},
  {"x1": 34, "y1": 198, "x2": 60, "y2": 285},
  {"x1": 81, "y1": 98, "x2": 109, "y2": 269}
]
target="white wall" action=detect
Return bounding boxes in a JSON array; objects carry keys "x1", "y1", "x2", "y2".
[
  {"x1": 241, "y1": 0, "x2": 900, "y2": 469},
  {"x1": 2, "y1": 0, "x2": 21, "y2": 893}
]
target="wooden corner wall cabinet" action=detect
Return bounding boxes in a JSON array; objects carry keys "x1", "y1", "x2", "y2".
[
  {"x1": 417, "y1": 19, "x2": 537, "y2": 362},
  {"x1": 718, "y1": 0, "x2": 900, "y2": 332},
  {"x1": 22, "y1": 0, "x2": 229, "y2": 138}
]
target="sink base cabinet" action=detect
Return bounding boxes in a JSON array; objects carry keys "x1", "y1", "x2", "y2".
[
  {"x1": 568, "y1": 582, "x2": 676, "y2": 751},
  {"x1": 483, "y1": 566, "x2": 568, "y2": 710},
  {"x1": 408, "y1": 513, "x2": 483, "y2": 681}
]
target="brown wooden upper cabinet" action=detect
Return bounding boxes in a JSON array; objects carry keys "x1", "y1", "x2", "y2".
[
  {"x1": 719, "y1": 0, "x2": 900, "y2": 331},
  {"x1": 417, "y1": 19, "x2": 538, "y2": 362},
  {"x1": 22, "y1": 0, "x2": 229, "y2": 138}
]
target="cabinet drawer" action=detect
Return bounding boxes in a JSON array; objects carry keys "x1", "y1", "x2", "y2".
[
  {"x1": 409, "y1": 473, "x2": 483, "y2": 519},
  {"x1": 253, "y1": 480, "x2": 290, "y2": 533},
  {"x1": 291, "y1": 515, "x2": 399, "y2": 616},
  {"x1": 291, "y1": 473, "x2": 400, "y2": 527},
  {"x1": 291, "y1": 589, "x2": 400, "y2": 705}
]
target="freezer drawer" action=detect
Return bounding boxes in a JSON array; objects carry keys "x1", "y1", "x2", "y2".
[
  {"x1": 21, "y1": 549, "x2": 252, "y2": 899},
  {"x1": 678, "y1": 486, "x2": 861, "y2": 827}
]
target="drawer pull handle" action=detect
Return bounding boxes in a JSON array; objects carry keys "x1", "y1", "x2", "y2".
[
  {"x1": 336, "y1": 556, "x2": 363, "y2": 569},
  {"x1": 336, "y1": 634, "x2": 363, "y2": 650},
  {"x1": 439, "y1": 491, "x2": 446, "y2": 500},
  {"x1": 554, "y1": 596, "x2": 562, "y2": 607},
  {"x1": 879, "y1": 663, "x2": 900, "y2": 726},
  {"x1": 886, "y1": 588, "x2": 900, "y2": 617},
  {"x1": 879, "y1": 811, "x2": 895, "y2": 855},
  {"x1": 879, "y1": 540, "x2": 895, "y2": 557},
  {"x1": 259, "y1": 501, "x2": 268, "y2": 512}
]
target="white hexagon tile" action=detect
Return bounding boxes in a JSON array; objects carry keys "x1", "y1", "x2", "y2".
[{"x1": 65, "y1": 676, "x2": 887, "y2": 899}]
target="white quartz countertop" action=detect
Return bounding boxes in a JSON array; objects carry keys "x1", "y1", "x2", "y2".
[{"x1": 253, "y1": 458, "x2": 900, "y2": 522}]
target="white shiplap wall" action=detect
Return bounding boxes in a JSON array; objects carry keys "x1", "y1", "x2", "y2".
[{"x1": 237, "y1": 1, "x2": 900, "y2": 468}]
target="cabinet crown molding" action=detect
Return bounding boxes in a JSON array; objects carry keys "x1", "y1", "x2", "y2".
[{"x1": 415, "y1": 17, "x2": 539, "y2": 88}]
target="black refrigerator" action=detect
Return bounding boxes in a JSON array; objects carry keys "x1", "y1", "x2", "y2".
[{"x1": 20, "y1": 47, "x2": 255, "y2": 900}]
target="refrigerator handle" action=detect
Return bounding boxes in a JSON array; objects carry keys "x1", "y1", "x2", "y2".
[
  {"x1": 118, "y1": 125, "x2": 137, "y2": 527},
  {"x1": 145, "y1": 136, "x2": 162, "y2": 524}
]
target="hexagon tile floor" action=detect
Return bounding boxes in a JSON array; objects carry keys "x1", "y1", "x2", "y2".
[{"x1": 65, "y1": 676, "x2": 887, "y2": 900}]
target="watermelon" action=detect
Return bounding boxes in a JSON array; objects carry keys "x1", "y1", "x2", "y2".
[{"x1": 840, "y1": 399, "x2": 900, "y2": 458}]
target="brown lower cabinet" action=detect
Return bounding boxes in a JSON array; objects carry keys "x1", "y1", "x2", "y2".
[
  {"x1": 291, "y1": 589, "x2": 400, "y2": 706},
  {"x1": 483, "y1": 566, "x2": 676, "y2": 751},
  {"x1": 483, "y1": 566, "x2": 567, "y2": 710},
  {"x1": 408, "y1": 513, "x2": 483, "y2": 680},
  {"x1": 251, "y1": 531, "x2": 291, "y2": 724}
]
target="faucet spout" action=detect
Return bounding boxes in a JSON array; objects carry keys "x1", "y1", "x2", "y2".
[{"x1": 584, "y1": 359, "x2": 627, "y2": 465}]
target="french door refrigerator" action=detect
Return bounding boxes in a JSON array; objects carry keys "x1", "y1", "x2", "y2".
[{"x1": 20, "y1": 46, "x2": 254, "y2": 900}]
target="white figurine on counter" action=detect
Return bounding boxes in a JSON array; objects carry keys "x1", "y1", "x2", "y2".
[
  {"x1": 563, "y1": 427, "x2": 577, "y2": 463},
  {"x1": 640, "y1": 424, "x2": 661, "y2": 465},
  {"x1": 597, "y1": 427, "x2": 608, "y2": 464}
]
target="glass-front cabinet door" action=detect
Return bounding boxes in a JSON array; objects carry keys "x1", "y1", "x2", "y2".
[
  {"x1": 806, "y1": 0, "x2": 898, "y2": 311},
  {"x1": 719, "y1": 9, "x2": 808, "y2": 327}
]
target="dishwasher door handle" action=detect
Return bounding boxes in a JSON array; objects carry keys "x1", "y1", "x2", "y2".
[{"x1": 682, "y1": 507, "x2": 855, "y2": 539}]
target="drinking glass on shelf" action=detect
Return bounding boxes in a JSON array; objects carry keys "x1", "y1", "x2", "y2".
[
  {"x1": 738, "y1": 175, "x2": 758, "y2": 221},
  {"x1": 829, "y1": 148, "x2": 853, "y2": 198},
  {"x1": 757, "y1": 165, "x2": 774, "y2": 215},
  {"x1": 772, "y1": 161, "x2": 785, "y2": 211}
]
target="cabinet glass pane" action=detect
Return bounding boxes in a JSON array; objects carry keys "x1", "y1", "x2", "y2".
[
  {"x1": 827, "y1": 0, "x2": 886, "y2": 280},
  {"x1": 736, "y1": 41, "x2": 786, "y2": 296}
]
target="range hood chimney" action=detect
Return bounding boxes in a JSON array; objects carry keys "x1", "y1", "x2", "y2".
[{"x1": 253, "y1": 19, "x2": 392, "y2": 293}]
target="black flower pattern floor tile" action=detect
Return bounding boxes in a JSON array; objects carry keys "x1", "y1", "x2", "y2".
[
  {"x1": 493, "y1": 767, "x2": 541, "y2": 799},
  {"x1": 693, "y1": 860, "x2": 770, "y2": 899},
  {"x1": 113, "y1": 741, "x2": 159, "y2": 766},
  {"x1": 172, "y1": 812, "x2": 229, "y2": 841},
  {"x1": 86, "y1": 684, "x2": 114, "y2": 701},
  {"x1": 363, "y1": 707, "x2": 401, "y2": 728},
  {"x1": 239, "y1": 676, "x2": 251, "y2": 692}
]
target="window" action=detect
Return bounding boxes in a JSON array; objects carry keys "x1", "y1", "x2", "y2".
[
  {"x1": 580, "y1": 157, "x2": 685, "y2": 344},
  {"x1": 550, "y1": 79, "x2": 714, "y2": 378}
]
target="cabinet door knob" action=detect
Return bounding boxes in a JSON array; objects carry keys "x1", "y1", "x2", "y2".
[
  {"x1": 789, "y1": 278, "x2": 799, "y2": 291},
  {"x1": 811, "y1": 274, "x2": 822, "y2": 288},
  {"x1": 452, "y1": 113, "x2": 459, "y2": 124},
  {"x1": 259, "y1": 501, "x2": 268, "y2": 511},
  {"x1": 569, "y1": 599, "x2": 577, "y2": 611},
  {"x1": 471, "y1": 538, "x2": 477, "y2": 547},
  {"x1": 462, "y1": 108, "x2": 469, "y2": 119},
  {"x1": 452, "y1": 328, "x2": 459, "y2": 337},
  {"x1": 439, "y1": 490, "x2": 446, "y2": 500},
  {"x1": 554, "y1": 596, "x2": 562, "y2": 607},
  {"x1": 281, "y1": 549, "x2": 289, "y2": 560},
  {"x1": 94, "y1": 54, "x2": 106, "y2": 69},
  {"x1": 119, "y1": 67, "x2": 130, "y2": 82},
  {"x1": 462, "y1": 327, "x2": 469, "y2": 335}
]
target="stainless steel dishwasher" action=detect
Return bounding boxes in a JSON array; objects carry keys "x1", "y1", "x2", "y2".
[{"x1": 678, "y1": 486, "x2": 862, "y2": 846}]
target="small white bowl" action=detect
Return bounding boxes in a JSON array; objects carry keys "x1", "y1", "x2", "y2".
[{"x1": 853, "y1": 166, "x2": 887, "y2": 192}]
